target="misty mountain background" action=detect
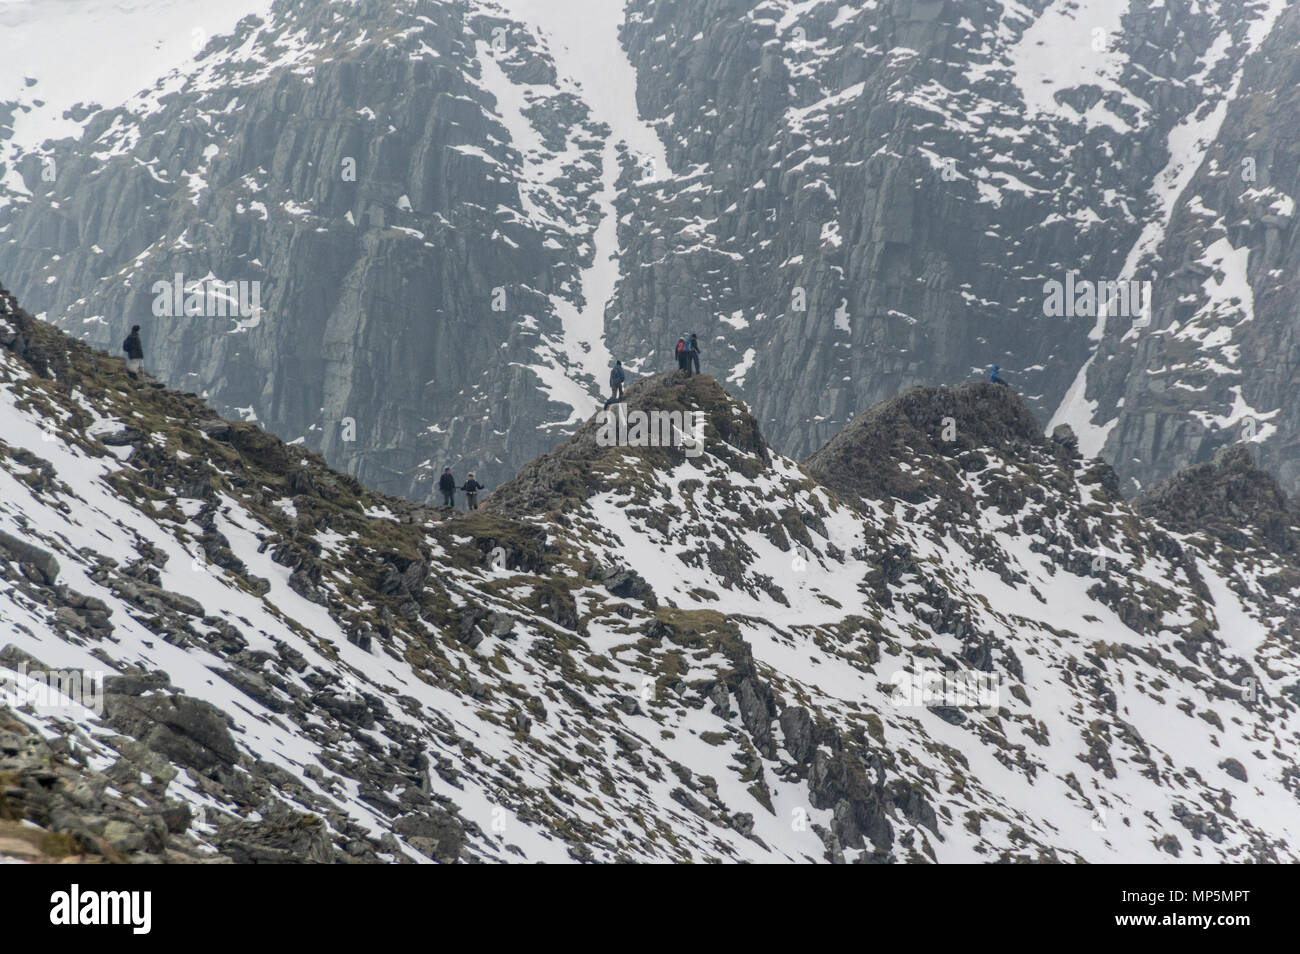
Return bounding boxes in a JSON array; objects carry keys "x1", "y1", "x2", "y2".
[{"x1": 1, "y1": 0, "x2": 1296, "y2": 499}]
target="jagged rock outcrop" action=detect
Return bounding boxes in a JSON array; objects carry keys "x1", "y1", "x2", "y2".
[
  {"x1": 803, "y1": 381, "x2": 1050, "y2": 506},
  {"x1": 1136, "y1": 444, "x2": 1300, "y2": 556},
  {"x1": 486, "y1": 371, "x2": 769, "y2": 517},
  {"x1": 0, "y1": 699, "x2": 218, "y2": 864},
  {"x1": 0, "y1": 528, "x2": 60, "y2": 585}
]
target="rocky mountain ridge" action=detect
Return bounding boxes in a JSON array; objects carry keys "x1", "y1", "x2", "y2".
[{"x1": 3, "y1": 283, "x2": 1297, "y2": 863}]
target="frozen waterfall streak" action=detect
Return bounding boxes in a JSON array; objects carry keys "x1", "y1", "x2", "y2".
[{"x1": 488, "y1": 0, "x2": 669, "y2": 423}]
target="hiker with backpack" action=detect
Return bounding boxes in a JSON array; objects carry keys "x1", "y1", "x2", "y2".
[
  {"x1": 676, "y1": 335, "x2": 690, "y2": 376},
  {"x1": 688, "y1": 333, "x2": 701, "y2": 375},
  {"x1": 605, "y1": 360, "x2": 625, "y2": 409},
  {"x1": 460, "y1": 473, "x2": 485, "y2": 510},
  {"x1": 123, "y1": 325, "x2": 144, "y2": 377},
  {"x1": 438, "y1": 468, "x2": 456, "y2": 507}
]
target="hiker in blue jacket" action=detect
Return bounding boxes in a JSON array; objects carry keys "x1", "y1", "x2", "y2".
[
  {"x1": 989, "y1": 365, "x2": 1006, "y2": 385},
  {"x1": 605, "y1": 360, "x2": 625, "y2": 409}
]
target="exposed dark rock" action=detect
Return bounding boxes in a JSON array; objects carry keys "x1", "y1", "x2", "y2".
[
  {"x1": 0, "y1": 529, "x2": 60, "y2": 584},
  {"x1": 778, "y1": 706, "x2": 815, "y2": 764},
  {"x1": 392, "y1": 808, "x2": 466, "y2": 863},
  {"x1": 803, "y1": 382, "x2": 1045, "y2": 508},
  {"x1": 1219, "y1": 758, "x2": 1247, "y2": 783},
  {"x1": 101, "y1": 692, "x2": 241, "y2": 772},
  {"x1": 1136, "y1": 444, "x2": 1300, "y2": 555}
]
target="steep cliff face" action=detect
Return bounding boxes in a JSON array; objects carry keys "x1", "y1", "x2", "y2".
[
  {"x1": 0, "y1": 0, "x2": 649, "y2": 500},
  {"x1": 2, "y1": 0, "x2": 1298, "y2": 502},
  {"x1": 611, "y1": 0, "x2": 1295, "y2": 469},
  {"x1": 1080, "y1": 2, "x2": 1300, "y2": 496}
]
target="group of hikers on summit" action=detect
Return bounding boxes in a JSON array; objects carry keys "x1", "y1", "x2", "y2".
[
  {"x1": 118, "y1": 323, "x2": 1008, "y2": 512},
  {"x1": 603, "y1": 333, "x2": 699, "y2": 409}
]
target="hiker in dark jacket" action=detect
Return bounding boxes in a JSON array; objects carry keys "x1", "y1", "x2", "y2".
[
  {"x1": 688, "y1": 333, "x2": 700, "y2": 375},
  {"x1": 438, "y1": 468, "x2": 456, "y2": 507},
  {"x1": 989, "y1": 365, "x2": 1006, "y2": 385},
  {"x1": 604, "y1": 360, "x2": 625, "y2": 409},
  {"x1": 123, "y1": 325, "x2": 144, "y2": 377},
  {"x1": 460, "y1": 474, "x2": 485, "y2": 510},
  {"x1": 675, "y1": 336, "x2": 690, "y2": 376}
]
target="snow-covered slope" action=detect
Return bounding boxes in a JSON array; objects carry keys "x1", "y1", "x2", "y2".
[
  {"x1": 472, "y1": 0, "x2": 670, "y2": 424},
  {"x1": 3, "y1": 286, "x2": 1296, "y2": 862}
]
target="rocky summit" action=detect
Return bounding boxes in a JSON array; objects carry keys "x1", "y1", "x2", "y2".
[{"x1": 2, "y1": 284, "x2": 1297, "y2": 864}]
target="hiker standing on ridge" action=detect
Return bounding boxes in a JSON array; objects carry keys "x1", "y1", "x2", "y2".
[
  {"x1": 989, "y1": 365, "x2": 1007, "y2": 385},
  {"x1": 461, "y1": 473, "x2": 485, "y2": 511},
  {"x1": 688, "y1": 333, "x2": 701, "y2": 376},
  {"x1": 123, "y1": 325, "x2": 144, "y2": 377},
  {"x1": 438, "y1": 467, "x2": 456, "y2": 508},
  {"x1": 676, "y1": 335, "x2": 690, "y2": 376},
  {"x1": 605, "y1": 360, "x2": 625, "y2": 409}
]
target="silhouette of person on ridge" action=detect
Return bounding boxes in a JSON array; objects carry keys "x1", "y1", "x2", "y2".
[
  {"x1": 676, "y1": 335, "x2": 691, "y2": 376},
  {"x1": 688, "y1": 333, "x2": 700, "y2": 375},
  {"x1": 438, "y1": 467, "x2": 456, "y2": 508},
  {"x1": 460, "y1": 473, "x2": 485, "y2": 510},
  {"x1": 123, "y1": 325, "x2": 144, "y2": 378},
  {"x1": 989, "y1": 365, "x2": 1007, "y2": 385},
  {"x1": 605, "y1": 360, "x2": 625, "y2": 409}
]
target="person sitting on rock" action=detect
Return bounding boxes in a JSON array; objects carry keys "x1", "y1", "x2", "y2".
[
  {"x1": 460, "y1": 473, "x2": 485, "y2": 510},
  {"x1": 438, "y1": 468, "x2": 456, "y2": 507},
  {"x1": 123, "y1": 325, "x2": 144, "y2": 377},
  {"x1": 989, "y1": 364, "x2": 1006, "y2": 385},
  {"x1": 605, "y1": 360, "x2": 625, "y2": 409}
]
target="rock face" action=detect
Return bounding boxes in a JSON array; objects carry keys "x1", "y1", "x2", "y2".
[
  {"x1": 101, "y1": 692, "x2": 241, "y2": 773},
  {"x1": 0, "y1": 0, "x2": 621, "y2": 500},
  {"x1": 1079, "y1": 3, "x2": 1300, "y2": 496},
  {"x1": 610, "y1": 0, "x2": 1300, "y2": 485},
  {"x1": 0, "y1": 529, "x2": 60, "y2": 584},
  {"x1": 4, "y1": 0, "x2": 1300, "y2": 501}
]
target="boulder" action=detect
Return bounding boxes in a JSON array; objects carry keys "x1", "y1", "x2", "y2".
[
  {"x1": 0, "y1": 529, "x2": 60, "y2": 584},
  {"x1": 102, "y1": 692, "x2": 240, "y2": 771}
]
